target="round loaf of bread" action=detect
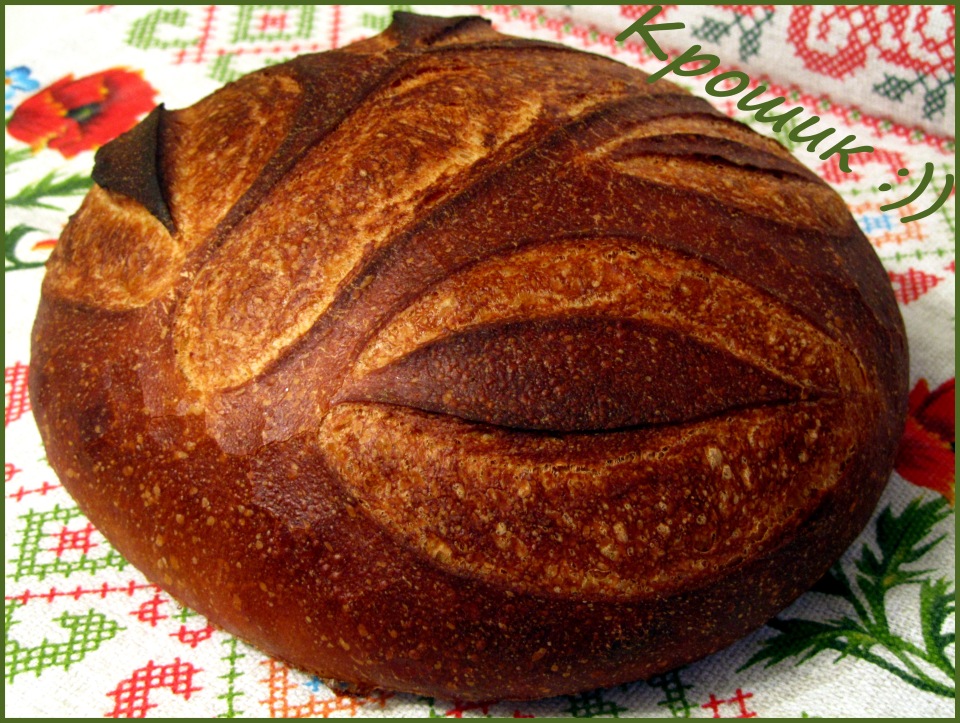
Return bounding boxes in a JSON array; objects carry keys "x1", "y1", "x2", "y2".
[{"x1": 30, "y1": 12, "x2": 908, "y2": 700}]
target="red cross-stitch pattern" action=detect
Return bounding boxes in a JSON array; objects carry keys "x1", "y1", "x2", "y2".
[
  {"x1": 105, "y1": 658, "x2": 202, "y2": 718},
  {"x1": 258, "y1": 659, "x2": 392, "y2": 717},
  {"x1": 443, "y1": 699, "x2": 495, "y2": 717},
  {"x1": 6, "y1": 462, "x2": 22, "y2": 482},
  {"x1": 788, "y1": 6, "x2": 956, "y2": 79},
  {"x1": 889, "y1": 268, "x2": 945, "y2": 304},
  {"x1": 258, "y1": 11, "x2": 286, "y2": 33},
  {"x1": 702, "y1": 693, "x2": 725, "y2": 718},
  {"x1": 7, "y1": 480, "x2": 61, "y2": 503},
  {"x1": 170, "y1": 623, "x2": 215, "y2": 648},
  {"x1": 172, "y1": 4, "x2": 217, "y2": 65},
  {"x1": 49, "y1": 522, "x2": 99, "y2": 557},
  {"x1": 330, "y1": 4, "x2": 341, "y2": 50},
  {"x1": 133, "y1": 593, "x2": 169, "y2": 627},
  {"x1": 442, "y1": 699, "x2": 536, "y2": 718},
  {"x1": 715, "y1": 5, "x2": 775, "y2": 18},
  {"x1": 5, "y1": 361, "x2": 31, "y2": 426},
  {"x1": 878, "y1": 6, "x2": 955, "y2": 76},
  {"x1": 7, "y1": 581, "x2": 160, "y2": 606},
  {"x1": 727, "y1": 688, "x2": 758, "y2": 718},
  {"x1": 620, "y1": 5, "x2": 679, "y2": 20},
  {"x1": 702, "y1": 688, "x2": 758, "y2": 718},
  {"x1": 787, "y1": 6, "x2": 882, "y2": 79},
  {"x1": 492, "y1": 6, "x2": 647, "y2": 60}
]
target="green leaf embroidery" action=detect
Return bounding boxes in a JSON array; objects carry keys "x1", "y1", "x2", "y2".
[
  {"x1": 742, "y1": 496, "x2": 955, "y2": 699},
  {"x1": 752, "y1": 617, "x2": 874, "y2": 667},
  {"x1": 920, "y1": 577, "x2": 956, "y2": 675},
  {"x1": 4, "y1": 223, "x2": 44, "y2": 271},
  {"x1": 4, "y1": 146, "x2": 33, "y2": 171},
  {"x1": 5, "y1": 168, "x2": 92, "y2": 210},
  {"x1": 5, "y1": 145, "x2": 92, "y2": 271}
]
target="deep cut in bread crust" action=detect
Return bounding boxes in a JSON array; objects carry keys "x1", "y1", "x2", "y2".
[{"x1": 30, "y1": 12, "x2": 908, "y2": 700}]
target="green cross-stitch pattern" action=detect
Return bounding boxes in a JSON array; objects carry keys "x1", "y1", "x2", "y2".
[
  {"x1": 361, "y1": 5, "x2": 412, "y2": 32},
  {"x1": 692, "y1": 9, "x2": 775, "y2": 62},
  {"x1": 873, "y1": 72, "x2": 953, "y2": 122},
  {"x1": 127, "y1": 8, "x2": 197, "y2": 50},
  {"x1": 8, "y1": 504, "x2": 129, "y2": 582},
  {"x1": 693, "y1": 17, "x2": 728, "y2": 44},
  {"x1": 874, "y1": 74, "x2": 915, "y2": 103},
  {"x1": 418, "y1": 696, "x2": 439, "y2": 717},
  {"x1": 648, "y1": 669, "x2": 694, "y2": 718},
  {"x1": 232, "y1": 5, "x2": 315, "y2": 44},
  {"x1": 737, "y1": 22, "x2": 769, "y2": 61},
  {"x1": 879, "y1": 248, "x2": 954, "y2": 264},
  {"x1": 171, "y1": 602, "x2": 204, "y2": 624},
  {"x1": 4, "y1": 601, "x2": 123, "y2": 682},
  {"x1": 217, "y1": 636, "x2": 246, "y2": 718},
  {"x1": 563, "y1": 688, "x2": 628, "y2": 718}
]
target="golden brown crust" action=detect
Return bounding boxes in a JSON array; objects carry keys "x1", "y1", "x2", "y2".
[{"x1": 30, "y1": 12, "x2": 907, "y2": 701}]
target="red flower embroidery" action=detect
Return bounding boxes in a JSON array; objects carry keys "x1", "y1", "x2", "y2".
[
  {"x1": 6, "y1": 68, "x2": 157, "y2": 159},
  {"x1": 895, "y1": 378, "x2": 955, "y2": 504}
]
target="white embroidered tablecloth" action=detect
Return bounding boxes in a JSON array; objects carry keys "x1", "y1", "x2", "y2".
[{"x1": 4, "y1": 5, "x2": 955, "y2": 718}]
